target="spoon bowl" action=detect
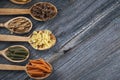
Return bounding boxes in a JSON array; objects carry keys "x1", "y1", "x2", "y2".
[
  {"x1": 0, "y1": 16, "x2": 32, "y2": 34},
  {"x1": 29, "y1": 2, "x2": 58, "y2": 21},
  {"x1": 0, "y1": 45, "x2": 30, "y2": 63},
  {"x1": 10, "y1": 0, "x2": 32, "y2": 4},
  {"x1": 25, "y1": 60, "x2": 53, "y2": 79},
  {"x1": 28, "y1": 30, "x2": 56, "y2": 50}
]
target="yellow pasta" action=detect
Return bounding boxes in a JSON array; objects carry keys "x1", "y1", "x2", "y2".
[{"x1": 29, "y1": 30, "x2": 56, "y2": 50}]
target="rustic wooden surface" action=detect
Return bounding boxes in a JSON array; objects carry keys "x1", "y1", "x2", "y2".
[{"x1": 0, "y1": 0, "x2": 120, "y2": 80}]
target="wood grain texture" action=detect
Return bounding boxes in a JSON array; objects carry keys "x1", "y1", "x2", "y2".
[
  {"x1": 0, "y1": 0, "x2": 120, "y2": 80},
  {"x1": 0, "y1": 9, "x2": 29, "y2": 15}
]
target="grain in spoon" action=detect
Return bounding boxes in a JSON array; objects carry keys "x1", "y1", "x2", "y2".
[
  {"x1": 0, "y1": 2, "x2": 57, "y2": 21},
  {"x1": 0, "y1": 16, "x2": 32, "y2": 34}
]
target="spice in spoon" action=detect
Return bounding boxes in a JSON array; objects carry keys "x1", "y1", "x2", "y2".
[
  {"x1": 7, "y1": 17, "x2": 32, "y2": 34},
  {"x1": 26, "y1": 58, "x2": 52, "y2": 78},
  {"x1": 29, "y1": 30, "x2": 56, "y2": 50},
  {"x1": 30, "y1": 2, "x2": 57, "y2": 21},
  {"x1": 6, "y1": 46, "x2": 29, "y2": 61}
]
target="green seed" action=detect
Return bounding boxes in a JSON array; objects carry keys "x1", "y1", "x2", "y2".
[
  {"x1": 8, "y1": 47, "x2": 27, "y2": 52},
  {"x1": 15, "y1": 51, "x2": 28, "y2": 56},
  {"x1": 9, "y1": 57, "x2": 25, "y2": 60},
  {"x1": 7, "y1": 54, "x2": 26, "y2": 58}
]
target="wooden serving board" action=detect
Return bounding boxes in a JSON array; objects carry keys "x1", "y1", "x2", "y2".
[{"x1": 0, "y1": 0, "x2": 120, "y2": 80}]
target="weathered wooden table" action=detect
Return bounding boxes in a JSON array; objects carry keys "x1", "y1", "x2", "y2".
[{"x1": 0, "y1": 0, "x2": 120, "y2": 80}]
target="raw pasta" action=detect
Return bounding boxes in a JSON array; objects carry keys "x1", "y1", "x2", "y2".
[{"x1": 29, "y1": 30, "x2": 56, "y2": 50}]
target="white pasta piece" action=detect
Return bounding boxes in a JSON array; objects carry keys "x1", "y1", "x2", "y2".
[{"x1": 44, "y1": 40, "x2": 50, "y2": 47}]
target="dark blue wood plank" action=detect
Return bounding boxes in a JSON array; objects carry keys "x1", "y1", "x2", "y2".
[
  {"x1": 47, "y1": 5, "x2": 120, "y2": 80},
  {"x1": 48, "y1": 14, "x2": 120, "y2": 80}
]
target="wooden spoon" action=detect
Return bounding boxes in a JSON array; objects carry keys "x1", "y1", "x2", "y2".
[
  {"x1": 0, "y1": 16, "x2": 32, "y2": 34},
  {"x1": 0, "y1": 30, "x2": 56, "y2": 50},
  {"x1": 0, "y1": 2, "x2": 57, "y2": 21},
  {"x1": 0, "y1": 59, "x2": 53, "y2": 80},
  {"x1": 0, "y1": 51, "x2": 66, "y2": 79},
  {"x1": 0, "y1": 45, "x2": 29, "y2": 63},
  {"x1": 10, "y1": 0, "x2": 31, "y2": 4}
]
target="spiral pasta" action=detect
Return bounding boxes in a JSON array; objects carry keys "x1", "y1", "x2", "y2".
[{"x1": 29, "y1": 30, "x2": 56, "y2": 50}]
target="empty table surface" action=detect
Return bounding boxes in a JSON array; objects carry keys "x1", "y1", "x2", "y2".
[{"x1": 0, "y1": 0, "x2": 120, "y2": 80}]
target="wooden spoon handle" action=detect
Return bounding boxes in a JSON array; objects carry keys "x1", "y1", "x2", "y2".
[
  {"x1": 0, "y1": 34, "x2": 29, "y2": 42},
  {"x1": 0, "y1": 64, "x2": 25, "y2": 70},
  {"x1": 0, "y1": 51, "x2": 3, "y2": 55},
  {"x1": 0, "y1": 23, "x2": 5, "y2": 27},
  {"x1": 0, "y1": 9, "x2": 29, "y2": 15}
]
